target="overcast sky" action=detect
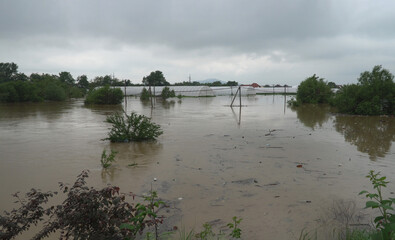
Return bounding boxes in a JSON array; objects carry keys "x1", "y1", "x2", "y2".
[{"x1": 1, "y1": 0, "x2": 395, "y2": 86}]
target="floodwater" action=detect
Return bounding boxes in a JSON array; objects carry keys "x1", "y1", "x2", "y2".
[{"x1": 0, "y1": 95, "x2": 394, "y2": 239}]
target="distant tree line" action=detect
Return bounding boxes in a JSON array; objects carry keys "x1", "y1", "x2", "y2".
[
  {"x1": 174, "y1": 80, "x2": 238, "y2": 86},
  {"x1": 0, "y1": 62, "x2": 141, "y2": 103},
  {"x1": 291, "y1": 65, "x2": 395, "y2": 116}
]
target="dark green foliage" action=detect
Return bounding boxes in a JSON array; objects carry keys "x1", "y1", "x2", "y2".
[
  {"x1": 226, "y1": 81, "x2": 239, "y2": 86},
  {"x1": 160, "y1": 86, "x2": 175, "y2": 99},
  {"x1": 0, "y1": 62, "x2": 18, "y2": 83},
  {"x1": 296, "y1": 74, "x2": 333, "y2": 104},
  {"x1": 67, "y1": 86, "x2": 85, "y2": 98},
  {"x1": 44, "y1": 82, "x2": 67, "y2": 101},
  {"x1": 142, "y1": 71, "x2": 170, "y2": 86},
  {"x1": 59, "y1": 71, "x2": 75, "y2": 85},
  {"x1": 0, "y1": 81, "x2": 42, "y2": 102},
  {"x1": 77, "y1": 75, "x2": 90, "y2": 94},
  {"x1": 84, "y1": 86, "x2": 124, "y2": 105},
  {"x1": 174, "y1": 81, "x2": 201, "y2": 86},
  {"x1": 104, "y1": 112, "x2": 163, "y2": 142},
  {"x1": 327, "y1": 81, "x2": 338, "y2": 88},
  {"x1": 0, "y1": 63, "x2": 86, "y2": 102},
  {"x1": 332, "y1": 65, "x2": 395, "y2": 115},
  {"x1": 140, "y1": 87, "x2": 151, "y2": 101},
  {"x1": 0, "y1": 171, "x2": 163, "y2": 239}
]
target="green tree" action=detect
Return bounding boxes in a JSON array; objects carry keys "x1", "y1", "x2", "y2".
[
  {"x1": 296, "y1": 74, "x2": 333, "y2": 104},
  {"x1": 327, "y1": 81, "x2": 337, "y2": 88},
  {"x1": 59, "y1": 71, "x2": 75, "y2": 86},
  {"x1": 0, "y1": 62, "x2": 18, "y2": 83},
  {"x1": 333, "y1": 65, "x2": 395, "y2": 115},
  {"x1": 226, "y1": 81, "x2": 238, "y2": 86},
  {"x1": 76, "y1": 75, "x2": 89, "y2": 94},
  {"x1": 84, "y1": 86, "x2": 123, "y2": 105},
  {"x1": 142, "y1": 71, "x2": 169, "y2": 86}
]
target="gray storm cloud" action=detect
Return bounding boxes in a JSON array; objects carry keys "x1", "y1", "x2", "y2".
[{"x1": 1, "y1": 0, "x2": 395, "y2": 85}]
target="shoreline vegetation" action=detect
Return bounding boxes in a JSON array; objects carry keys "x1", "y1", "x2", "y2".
[
  {"x1": 2, "y1": 62, "x2": 392, "y2": 116},
  {"x1": 288, "y1": 65, "x2": 395, "y2": 116}
]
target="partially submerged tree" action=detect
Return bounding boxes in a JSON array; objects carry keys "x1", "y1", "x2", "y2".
[
  {"x1": 160, "y1": 86, "x2": 175, "y2": 99},
  {"x1": 296, "y1": 74, "x2": 333, "y2": 104},
  {"x1": 140, "y1": 87, "x2": 151, "y2": 101},
  {"x1": 104, "y1": 112, "x2": 163, "y2": 142},
  {"x1": 142, "y1": 71, "x2": 169, "y2": 87},
  {"x1": 332, "y1": 65, "x2": 395, "y2": 115},
  {"x1": 84, "y1": 86, "x2": 124, "y2": 105}
]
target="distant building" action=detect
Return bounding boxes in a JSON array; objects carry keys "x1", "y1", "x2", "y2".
[{"x1": 241, "y1": 83, "x2": 260, "y2": 88}]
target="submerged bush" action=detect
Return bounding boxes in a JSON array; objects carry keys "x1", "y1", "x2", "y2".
[
  {"x1": 296, "y1": 74, "x2": 333, "y2": 104},
  {"x1": 85, "y1": 85, "x2": 123, "y2": 105},
  {"x1": 160, "y1": 86, "x2": 175, "y2": 99},
  {"x1": 101, "y1": 149, "x2": 117, "y2": 168},
  {"x1": 104, "y1": 112, "x2": 163, "y2": 142},
  {"x1": 140, "y1": 87, "x2": 151, "y2": 101},
  {"x1": 332, "y1": 65, "x2": 395, "y2": 115}
]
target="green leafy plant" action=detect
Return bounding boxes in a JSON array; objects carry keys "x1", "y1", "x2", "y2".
[
  {"x1": 196, "y1": 222, "x2": 217, "y2": 239},
  {"x1": 121, "y1": 190, "x2": 165, "y2": 239},
  {"x1": 104, "y1": 112, "x2": 163, "y2": 142},
  {"x1": 359, "y1": 170, "x2": 395, "y2": 239},
  {"x1": 101, "y1": 149, "x2": 117, "y2": 168},
  {"x1": 227, "y1": 216, "x2": 242, "y2": 239}
]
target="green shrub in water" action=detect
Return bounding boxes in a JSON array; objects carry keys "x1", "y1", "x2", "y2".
[
  {"x1": 296, "y1": 74, "x2": 333, "y2": 104},
  {"x1": 85, "y1": 85, "x2": 123, "y2": 104},
  {"x1": 140, "y1": 87, "x2": 151, "y2": 101},
  {"x1": 332, "y1": 65, "x2": 395, "y2": 115},
  {"x1": 161, "y1": 86, "x2": 175, "y2": 99},
  {"x1": 100, "y1": 149, "x2": 117, "y2": 168},
  {"x1": 104, "y1": 112, "x2": 163, "y2": 142}
]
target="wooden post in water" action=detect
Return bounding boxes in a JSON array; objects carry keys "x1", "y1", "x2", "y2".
[
  {"x1": 149, "y1": 86, "x2": 153, "y2": 108},
  {"x1": 124, "y1": 80, "x2": 127, "y2": 112},
  {"x1": 230, "y1": 86, "x2": 241, "y2": 107},
  {"x1": 239, "y1": 86, "x2": 241, "y2": 106}
]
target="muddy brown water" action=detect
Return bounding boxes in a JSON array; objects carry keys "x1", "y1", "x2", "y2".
[{"x1": 0, "y1": 95, "x2": 394, "y2": 239}]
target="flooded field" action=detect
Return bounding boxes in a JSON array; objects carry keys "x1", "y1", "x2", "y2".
[{"x1": 0, "y1": 95, "x2": 394, "y2": 239}]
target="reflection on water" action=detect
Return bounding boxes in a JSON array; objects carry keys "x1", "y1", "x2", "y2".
[
  {"x1": 291, "y1": 104, "x2": 332, "y2": 130},
  {"x1": 160, "y1": 99, "x2": 176, "y2": 109},
  {"x1": 0, "y1": 101, "x2": 73, "y2": 121},
  {"x1": 230, "y1": 107, "x2": 242, "y2": 126},
  {"x1": 334, "y1": 115, "x2": 395, "y2": 161},
  {"x1": 84, "y1": 103, "x2": 123, "y2": 115}
]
